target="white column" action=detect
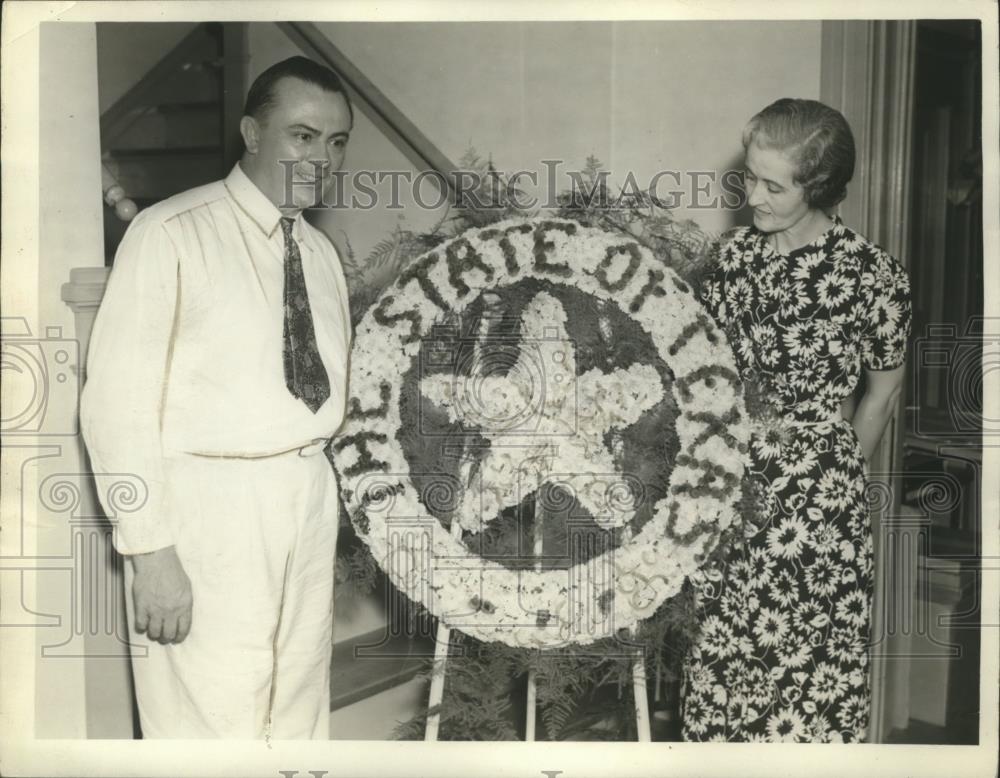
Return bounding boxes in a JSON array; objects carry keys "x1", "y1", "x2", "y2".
[{"x1": 0, "y1": 14, "x2": 132, "y2": 738}]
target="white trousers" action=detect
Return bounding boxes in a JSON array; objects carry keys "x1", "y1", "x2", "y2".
[{"x1": 124, "y1": 447, "x2": 339, "y2": 738}]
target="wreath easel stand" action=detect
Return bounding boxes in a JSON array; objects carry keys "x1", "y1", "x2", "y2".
[
  {"x1": 421, "y1": 304, "x2": 651, "y2": 742},
  {"x1": 422, "y1": 482, "x2": 652, "y2": 742}
]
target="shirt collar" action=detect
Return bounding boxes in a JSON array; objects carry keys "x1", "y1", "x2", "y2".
[{"x1": 224, "y1": 162, "x2": 306, "y2": 242}]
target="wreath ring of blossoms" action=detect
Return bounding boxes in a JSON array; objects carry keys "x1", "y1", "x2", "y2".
[{"x1": 332, "y1": 217, "x2": 749, "y2": 648}]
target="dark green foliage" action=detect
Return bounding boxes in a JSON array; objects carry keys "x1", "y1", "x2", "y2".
[
  {"x1": 554, "y1": 156, "x2": 725, "y2": 297},
  {"x1": 381, "y1": 577, "x2": 712, "y2": 741},
  {"x1": 334, "y1": 542, "x2": 380, "y2": 601}
]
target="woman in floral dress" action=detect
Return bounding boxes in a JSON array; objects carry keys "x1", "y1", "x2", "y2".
[{"x1": 681, "y1": 98, "x2": 912, "y2": 742}]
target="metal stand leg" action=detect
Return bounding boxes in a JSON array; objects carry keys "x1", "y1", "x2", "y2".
[
  {"x1": 424, "y1": 516, "x2": 465, "y2": 741},
  {"x1": 620, "y1": 516, "x2": 651, "y2": 742},
  {"x1": 632, "y1": 640, "x2": 652, "y2": 741},
  {"x1": 525, "y1": 670, "x2": 538, "y2": 741},
  {"x1": 423, "y1": 617, "x2": 452, "y2": 741},
  {"x1": 424, "y1": 471, "x2": 470, "y2": 741}
]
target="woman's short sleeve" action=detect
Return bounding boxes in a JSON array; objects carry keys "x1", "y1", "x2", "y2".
[{"x1": 860, "y1": 247, "x2": 913, "y2": 371}]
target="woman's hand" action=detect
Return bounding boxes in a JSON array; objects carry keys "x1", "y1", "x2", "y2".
[{"x1": 851, "y1": 365, "x2": 906, "y2": 462}]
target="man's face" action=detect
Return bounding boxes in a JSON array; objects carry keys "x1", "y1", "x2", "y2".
[{"x1": 241, "y1": 76, "x2": 352, "y2": 213}]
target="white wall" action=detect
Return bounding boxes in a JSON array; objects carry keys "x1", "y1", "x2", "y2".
[{"x1": 249, "y1": 21, "x2": 822, "y2": 266}]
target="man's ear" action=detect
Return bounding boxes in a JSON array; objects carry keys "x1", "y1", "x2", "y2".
[{"x1": 240, "y1": 115, "x2": 260, "y2": 154}]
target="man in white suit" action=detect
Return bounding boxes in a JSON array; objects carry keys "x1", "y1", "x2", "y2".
[{"x1": 82, "y1": 56, "x2": 354, "y2": 739}]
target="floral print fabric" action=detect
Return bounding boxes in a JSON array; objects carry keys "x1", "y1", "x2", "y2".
[{"x1": 681, "y1": 219, "x2": 912, "y2": 742}]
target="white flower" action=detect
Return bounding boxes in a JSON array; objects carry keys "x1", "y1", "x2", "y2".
[
  {"x1": 777, "y1": 633, "x2": 811, "y2": 669},
  {"x1": 718, "y1": 239, "x2": 744, "y2": 272},
  {"x1": 792, "y1": 250, "x2": 825, "y2": 278},
  {"x1": 749, "y1": 322, "x2": 781, "y2": 367},
  {"x1": 793, "y1": 600, "x2": 829, "y2": 633},
  {"x1": 788, "y1": 355, "x2": 824, "y2": 393},
  {"x1": 736, "y1": 634, "x2": 756, "y2": 658},
  {"x1": 804, "y1": 557, "x2": 842, "y2": 598},
  {"x1": 753, "y1": 607, "x2": 789, "y2": 648},
  {"x1": 810, "y1": 521, "x2": 842, "y2": 556},
  {"x1": 835, "y1": 588, "x2": 870, "y2": 627},
  {"x1": 700, "y1": 615, "x2": 737, "y2": 659},
  {"x1": 813, "y1": 315, "x2": 843, "y2": 341},
  {"x1": 744, "y1": 664, "x2": 776, "y2": 708},
  {"x1": 682, "y1": 696, "x2": 712, "y2": 736},
  {"x1": 782, "y1": 321, "x2": 824, "y2": 359},
  {"x1": 836, "y1": 693, "x2": 869, "y2": 732},
  {"x1": 746, "y1": 546, "x2": 776, "y2": 588},
  {"x1": 816, "y1": 270, "x2": 852, "y2": 308},
  {"x1": 774, "y1": 280, "x2": 811, "y2": 318},
  {"x1": 766, "y1": 515, "x2": 809, "y2": 559},
  {"x1": 722, "y1": 659, "x2": 749, "y2": 688},
  {"x1": 720, "y1": 588, "x2": 750, "y2": 629},
  {"x1": 766, "y1": 707, "x2": 809, "y2": 742},
  {"x1": 809, "y1": 661, "x2": 849, "y2": 704},
  {"x1": 726, "y1": 276, "x2": 754, "y2": 316},
  {"x1": 687, "y1": 664, "x2": 715, "y2": 694},
  {"x1": 779, "y1": 437, "x2": 819, "y2": 476},
  {"x1": 768, "y1": 569, "x2": 800, "y2": 607},
  {"x1": 833, "y1": 429, "x2": 861, "y2": 466},
  {"x1": 839, "y1": 232, "x2": 864, "y2": 254},
  {"x1": 752, "y1": 427, "x2": 786, "y2": 461},
  {"x1": 809, "y1": 713, "x2": 837, "y2": 742},
  {"x1": 815, "y1": 468, "x2": 858, "y2": 512},
  {"x1": 847, "y1": 504, "x2": 871, "y2": 542}
]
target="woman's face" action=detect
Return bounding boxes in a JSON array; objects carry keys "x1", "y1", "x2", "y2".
[{"x1": 743, "y1": 140, "x2": 814, "y2": 235}]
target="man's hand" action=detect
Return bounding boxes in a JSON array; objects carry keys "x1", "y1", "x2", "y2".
[{"x1": 130, "y1": 546, "x2": 193, "y2": 644}]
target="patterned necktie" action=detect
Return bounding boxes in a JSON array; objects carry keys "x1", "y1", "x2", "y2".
[{"x1": 280, "y1": 217, "x2": 330, "y2": 413}]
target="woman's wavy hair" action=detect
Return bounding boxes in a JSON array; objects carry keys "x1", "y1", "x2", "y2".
[{"x1": 742, "y1": 98, "x2": 856, "y2": 211}]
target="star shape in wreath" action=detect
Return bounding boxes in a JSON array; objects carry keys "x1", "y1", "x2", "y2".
[{"x1": 420, "y1": 291, "x2": 664, "y2": 533}]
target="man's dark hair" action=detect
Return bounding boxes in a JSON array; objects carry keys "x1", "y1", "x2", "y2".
[{"x1": 243, "y1": 56, "x2": 354, "y2": 125}]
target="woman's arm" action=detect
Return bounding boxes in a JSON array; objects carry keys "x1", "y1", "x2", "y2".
[{"x1": 851, "y1": 365, "x2": 906, "y2": 461}]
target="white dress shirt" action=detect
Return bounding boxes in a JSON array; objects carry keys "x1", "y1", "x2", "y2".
[{"x1": 81, "y1": 163, "x2": 352, "y2": 555}]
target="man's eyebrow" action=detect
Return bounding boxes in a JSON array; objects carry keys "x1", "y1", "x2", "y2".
[
  {"x1": 288, "y1": 123, "x2": 350, "y2": 140},
  {"x1": 288, "y1": 123, "x2": 321, "y2": 134}
]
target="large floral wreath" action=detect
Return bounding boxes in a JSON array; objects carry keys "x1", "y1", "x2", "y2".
[{"x1": 332, "y1": 215, "x2": 750, "y2": 649}]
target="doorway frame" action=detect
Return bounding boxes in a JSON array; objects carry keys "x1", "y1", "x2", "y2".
[{"x1": 820, "y1": 19, "x2": 918, "y2": 743}]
